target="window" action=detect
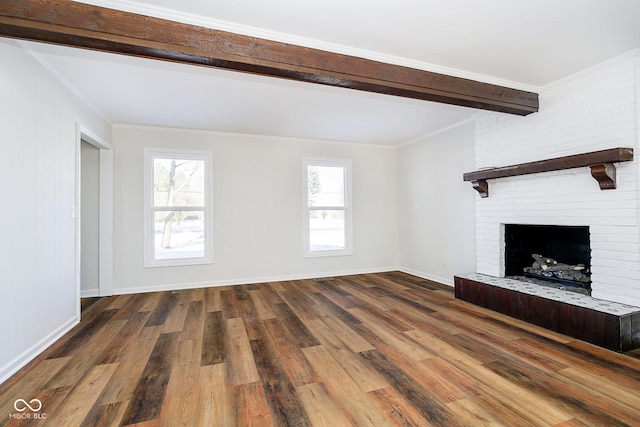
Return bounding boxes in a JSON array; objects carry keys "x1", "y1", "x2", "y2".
[
  {"x1": 144, "y1": 148, "x2": 213, "y2": 267},
  {"x1": 303, "y1": 158, "x2": 352, "y2": 257}
]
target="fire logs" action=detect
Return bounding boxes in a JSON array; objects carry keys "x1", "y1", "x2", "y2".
[{"x1": 524, "y1": 254, "x2": 590, "y2": 283}]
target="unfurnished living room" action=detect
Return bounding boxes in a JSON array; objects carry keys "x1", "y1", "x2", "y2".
[{"x1": 2, "y1": 0, "x2": 640, "y2": 425}]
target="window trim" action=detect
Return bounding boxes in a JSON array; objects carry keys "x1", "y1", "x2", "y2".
[
  {"x1": 144, "y1": 148, "x2": 213, "y2": 268},
  {"x1": 303, "y1": 157, "x2": 353, "y2": 258}
]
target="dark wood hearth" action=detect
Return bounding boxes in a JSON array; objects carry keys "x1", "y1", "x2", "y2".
[{"x1": 454, "y1": 274, "x2": 640, "y2": 352}]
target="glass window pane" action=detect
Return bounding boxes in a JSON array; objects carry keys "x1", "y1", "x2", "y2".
[
  {"x1": 154, "y1": 210, "x2": 205, "y2": 260},
  {"x1": 308, "y1": 165, "x2": 344, "y2": 207},
  {"x1": 309, "y1": 210, "x2": 345, "y2": 251},
  {"x1": 154, "y1": 158, "x2": 205, "y2": 207}
]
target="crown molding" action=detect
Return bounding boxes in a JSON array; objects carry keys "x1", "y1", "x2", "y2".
[
  {"x1": 540, "y1": 48, "x2": 640, "y2": 91},
  {"x1": 112, "y1": 123, "x2": 399, "y2": 149},
  {"x1": 14, "y1": 39, "x2": 112, "y2": 125}
]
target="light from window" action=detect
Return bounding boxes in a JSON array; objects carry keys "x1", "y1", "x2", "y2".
[
  {"x1": 144, "y1": 149, "x2": 212, "y2": 267},
  {"x1": 303, "y1": 158, "x2": 352, "y2": 257}
]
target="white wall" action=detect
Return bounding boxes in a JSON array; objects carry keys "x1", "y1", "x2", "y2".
[
  {"x1": 112, "y1": 126, "x2": 398, "y2": 293},
  {"x1": 473, "y1": 51, "x2": 640, "y2": 306},
  {"x1": 0, "y1": 39, "x2": 111, "y2": 383},
  {"x1": 397, "y1": 122, "x2": 477, "y2": 285}
]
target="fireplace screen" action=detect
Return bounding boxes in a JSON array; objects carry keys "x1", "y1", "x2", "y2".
[{"x1": 504, "y1": 224, "x2": 591, "y2": 289}]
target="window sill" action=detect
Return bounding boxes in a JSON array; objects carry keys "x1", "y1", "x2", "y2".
[{"x1": 304, "y1": 250, "x2": 353, "y2": 258}]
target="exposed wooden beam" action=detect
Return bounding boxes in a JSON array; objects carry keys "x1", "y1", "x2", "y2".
[{"x1": 0, "y1": 0, "x2": 539, "y2": 115}]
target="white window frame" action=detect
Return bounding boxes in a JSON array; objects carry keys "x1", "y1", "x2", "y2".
[
  {"x1": 303, "y1": 157, "x2": 353, "y2": 258},
  {"x1": 144, "y1": 148, "x2": 213, "y2": 267}
]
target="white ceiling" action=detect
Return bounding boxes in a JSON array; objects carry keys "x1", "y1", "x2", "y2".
[{"x1": 19, "y1": 0, "x2": 640, "y2": 145}]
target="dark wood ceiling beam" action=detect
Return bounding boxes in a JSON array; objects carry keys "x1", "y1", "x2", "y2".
[{"x1": 0, "y1": 0, "x2": 539, "y2": 115}]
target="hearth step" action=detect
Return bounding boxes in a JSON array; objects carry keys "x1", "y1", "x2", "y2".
[{"x1": 454, "y1": 273, "x2": 640, "y2": 352}]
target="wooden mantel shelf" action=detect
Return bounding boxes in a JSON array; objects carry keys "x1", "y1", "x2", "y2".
[{"x1": 463, "y1": 147, "x2": 634, "y2": 198}]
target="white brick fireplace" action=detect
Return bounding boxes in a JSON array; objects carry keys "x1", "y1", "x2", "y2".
[{"x1": 472, "y1": 50, "x2": 640, "y2": 307}]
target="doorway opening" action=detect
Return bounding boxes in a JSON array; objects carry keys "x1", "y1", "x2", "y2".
[
  {"x1": 76, "y1": 125, "x2": 113, "y2": 318},
  {"x1": 81, "y1": 140, "x2": 100, "y2": 296}
]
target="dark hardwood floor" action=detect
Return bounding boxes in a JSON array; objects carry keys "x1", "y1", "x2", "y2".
[
  {"x1": 2, "y1": 271, "x2": 640, "y2": 426},
  {"x1": 81, "y1": 297, "x2": 102, "y2": 314}
]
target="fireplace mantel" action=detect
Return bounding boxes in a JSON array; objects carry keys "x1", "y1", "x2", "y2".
[{"x1": 463, "y1": 147, "x2": 634, "y2": 198}]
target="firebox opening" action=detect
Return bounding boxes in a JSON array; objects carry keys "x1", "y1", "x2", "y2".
[{"x1": 505, "y1": 224, "x2": 591, "y2": 291}]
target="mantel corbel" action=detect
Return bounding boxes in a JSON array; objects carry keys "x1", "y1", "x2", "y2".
[{"x1": 589, "y1": 163, "x2": 617, "y2": 190}]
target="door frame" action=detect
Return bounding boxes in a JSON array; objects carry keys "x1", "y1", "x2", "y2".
[{"x1": 75, "y1": 123, "x2": 113, "y2": 318}]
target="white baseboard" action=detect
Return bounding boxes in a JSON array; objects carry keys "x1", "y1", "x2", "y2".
[
  {"x1": 0, "y1": 316, "x2": 79, "y2": 385},
  {"x1": 81, "y1": 289, "x2": 100, "y2": 298},
  {"x1": 398, "y1": 267, "x2": 453, "y2": 287},
  {"x1": 113, "y1": 266, "x2": 399, "y2": 295}
]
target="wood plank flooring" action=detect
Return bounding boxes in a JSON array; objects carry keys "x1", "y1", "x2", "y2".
[{"x1": 2, "y1": 271, "x2": 640, "y2": 426}]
